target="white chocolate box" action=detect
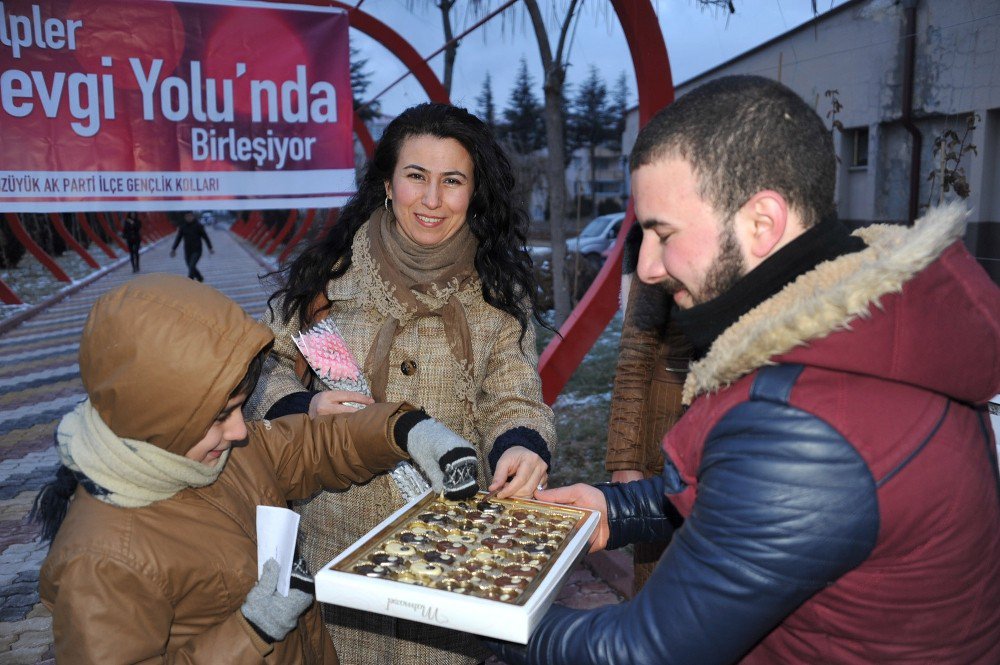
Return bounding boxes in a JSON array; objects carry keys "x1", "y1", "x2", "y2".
[{"x1": 316, "y1": 490, "x2": 599, "y2": 643}]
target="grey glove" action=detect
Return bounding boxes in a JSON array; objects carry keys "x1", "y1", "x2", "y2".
[
  {"x1": 406, "y1": 418, "x2": 479, "y2": 500},
  {"x1": 241, "y1": 558, "x2": 314, "y2": 643}
]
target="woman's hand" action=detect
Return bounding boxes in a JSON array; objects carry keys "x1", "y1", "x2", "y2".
[
  {"x1": 307, "y1": 390, "x2": 374, "y2": 419},
  {"x1": 488, "y1": 446, "x2": 548, "y2": 499}
]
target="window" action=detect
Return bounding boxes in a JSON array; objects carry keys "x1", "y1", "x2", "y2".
[{"x1": 850, "y1": 127, "x2": 869, "y2": 168}]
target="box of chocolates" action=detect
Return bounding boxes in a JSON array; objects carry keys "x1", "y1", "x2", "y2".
[{"x1": 315, "y1": 490, "x2": 599, "y2": 643}]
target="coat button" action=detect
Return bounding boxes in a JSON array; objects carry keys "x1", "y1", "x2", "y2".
[{"x1": 401, "y1": 360, "x2": 417, "y2": 376}]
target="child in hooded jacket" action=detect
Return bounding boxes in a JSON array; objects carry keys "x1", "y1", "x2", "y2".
[{"x1": 34, "y1": 274, "x2": 479, "y2": 664}]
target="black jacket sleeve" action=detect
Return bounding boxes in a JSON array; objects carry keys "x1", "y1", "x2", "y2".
[
  {"x1": 597, "y1": 475, "x2": 683, "y2": 550},
  {"x1": 200, "y1": 226, "x2": 213, "y2": 251},
  {"x1": 265, "y1": 391, "x2": 318, "y2": 419},
  {"x1": 498, "y1": 399, "x2": 880, "y2": 665},
  {"x1": 170, "y1": 227, "x2": 183, "y2": 251}
]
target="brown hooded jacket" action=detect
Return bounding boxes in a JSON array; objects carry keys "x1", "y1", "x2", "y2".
[{"x1": 40, "y1": 274, "x2": 410, "y2": 664}]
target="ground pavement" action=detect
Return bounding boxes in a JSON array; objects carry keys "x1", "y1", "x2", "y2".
[{"x1": 0, "y1": 229, "x2": 629, "y2": 664}]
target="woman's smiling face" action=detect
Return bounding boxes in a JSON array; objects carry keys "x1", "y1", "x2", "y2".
[{"x1": 384, "y1": 134, "x2": 475, "y2": 246}]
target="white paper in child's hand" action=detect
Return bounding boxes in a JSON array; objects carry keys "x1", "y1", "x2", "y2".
[{"x1": 256, "y1": 506, "x2": 300, "y2": 597}]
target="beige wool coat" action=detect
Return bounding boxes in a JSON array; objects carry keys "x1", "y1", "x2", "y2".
[{"x1": 247, "y1": 221, "x2": 556, "y2": 665}]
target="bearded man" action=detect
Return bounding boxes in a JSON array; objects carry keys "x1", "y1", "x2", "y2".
[{"x1": 492, "y1": 75, "x2": 1000, "y2": 664}]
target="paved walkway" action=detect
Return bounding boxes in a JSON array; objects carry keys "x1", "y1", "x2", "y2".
[{"x1": 0, "y1": 229, "x2": 626, "y2": 663}]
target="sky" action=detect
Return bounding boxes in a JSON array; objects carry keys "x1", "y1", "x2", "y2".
[{"x1": 349, "y1": 0, "x2": 853, "y2": 117}]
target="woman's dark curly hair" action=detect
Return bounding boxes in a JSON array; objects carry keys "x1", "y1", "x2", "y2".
[{"x1": 270, "y1": 103, "x2": 546, "y2": 339}]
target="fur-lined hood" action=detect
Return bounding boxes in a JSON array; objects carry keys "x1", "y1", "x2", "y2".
[{"x1": 683, "y1": 203, "x2": 1000, "y2": 405}]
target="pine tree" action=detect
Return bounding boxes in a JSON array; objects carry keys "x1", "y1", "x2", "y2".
[
  {"x1": 476, "y1": 72, "x2": 497, "y2": 131},
  {"x1": 350, "y1": 44, "x2": 380, "y2": 121},
  {"x1": 568, "y1": 65, "x2": 614, "y2": 153},
  {"x1": 568, "y1": 66, "x2": 617, "y2": 210},
  {"x1": 501, "y1": 58, "x2": 544, "y2": 154},
  {"x1": 612, "y1": 71, "x2": 630, "y2": 138}
]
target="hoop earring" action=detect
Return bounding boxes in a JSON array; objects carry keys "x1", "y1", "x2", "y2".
[{"x1": 384, "y1": 196, "x2": 391, "y2": 213}]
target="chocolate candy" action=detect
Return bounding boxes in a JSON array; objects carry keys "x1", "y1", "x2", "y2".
[
  {"x1": 505, "y1": 549, "x2": 546, "y2": 565},
  {"x1": 399, "y1": 532, "x2": 432, "y2": 546},
  {"x1": 475, "y1": 500, "x2": 505, "y2": 514},
  {"x1": 353, "y1": 563, "x2": 391, "y2": 578},
  {"x1": 416, "y1": 512, "x2": 451, "y2": 525},
  {"x1": 481, "y1": 536, "x2": 516, "y2": 550},
  {"x1": 445, "y1": 532, "x2": 477, "y2": 545},
  {"x1": 424, "y1": 550, "x2": 457, "y2": 565},
  {"x1": 523, "y1": 542, "x2": 555, "y2": 556},
  {"x1": 436, "y1": 540, "x2": 468, "y2": 555},
  {"x1": 470, "y1": 548, "x2": 504, "y2": 563},
  {"x1": 371, "y1": 552, "x2": 406, "y2": 568},
  {"x1": 405, "y1": 522, "x2": 441, "y2": 536},
  {"x1": 503, "y1": 564, "x2": 539, "y2": 579},
  {"x1": 451, "y1": 520, "x2": 489, "y2": 534},
  {"x1": 494, "y1": 575, "x2": 530, "y2": 590},
  {"x1": 495, "y1": 514, "x2": 522, "y2": 527},
  {"x1": 410, "y1": 561, "x2": 444, "y2": 577},
  {"x1": 395, "y1": 572, "x2": 420, "y2": 584},
  {"x1": 434, "y1": 578, "x2": 473, "y2": 593},
  {"x1": 446, "y1": 569, "x2": 473, "y2": 582},
  {"x1": 478, "y1": 585, "x2": 517, "y2": 601},
  {"x1": 384, "y1": 541, "x2": 417, "y2": 557},
  {"x1": 465, "y1": 511, "x2": 496, "y2": 524}
]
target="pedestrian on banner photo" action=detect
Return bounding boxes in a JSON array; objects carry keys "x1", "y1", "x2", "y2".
[
  {"x1": 489, "y1": 74, "x2": 1000, "y2": 664},
  {"x1": 121, "y1": 211, "x2": 143, "y2": 273},
  {"x1": 170, "y1": 211, "x2": 213, "y2": 281}
]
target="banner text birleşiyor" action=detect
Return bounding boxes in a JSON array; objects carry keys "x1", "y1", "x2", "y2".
[{"x1": 0, "y1": 2, "x2": 338, "y2": 170}]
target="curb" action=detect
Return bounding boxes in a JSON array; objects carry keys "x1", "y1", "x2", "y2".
[
  {"x1": 583, "y1": 549, "x2": 634, "y2": 599},
  {"x1": 0, "y1": 240, "x2": 165, "y2": 336}
]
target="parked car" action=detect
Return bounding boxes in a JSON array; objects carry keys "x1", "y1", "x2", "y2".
[{"x1": 565, "y1": 212, "x2": 625, "y2": 259}]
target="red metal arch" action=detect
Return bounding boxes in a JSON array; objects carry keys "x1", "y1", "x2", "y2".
[
  {"x1": 328, "y1": 1, "x2": 449, "y2": 106},
  {"x1": 538, "y1": 0, "x2": 674, "y2": 404},
  {"x1": 272, "y1": 0, "x2": 450, "y2": 157}
]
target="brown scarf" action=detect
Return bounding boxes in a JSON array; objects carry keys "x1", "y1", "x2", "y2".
[
  {"x1": 363, "y1": 208, "x2": 477, "y2": 401},
  {"x1": 296, "y1": 208, "x2": 478, "y2": 401}
]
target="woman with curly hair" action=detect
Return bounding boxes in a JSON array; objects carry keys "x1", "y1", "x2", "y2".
[{"x1": 246, "y1": 103, "x2": 556, "y2": 664}]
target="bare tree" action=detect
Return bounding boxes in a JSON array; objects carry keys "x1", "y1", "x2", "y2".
[
  {"x1": 407, "y1": 1, "x2": 496, "y2": 98},
  {"x1": 523, "y1": 0, "x2": 581, "y2": 327}
]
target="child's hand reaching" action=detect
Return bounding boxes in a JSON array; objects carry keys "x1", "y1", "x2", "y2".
[
  {"x1": 395, "y1": 412, "x2": 479, "y2": 500},
  {"x1": 241, "y1": 558, "x2": 313, "y2": 643}
]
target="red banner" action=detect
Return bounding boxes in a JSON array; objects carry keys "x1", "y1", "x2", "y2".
[{"x1": 0, "y1": 0, "x2": 354, "y2": 211}]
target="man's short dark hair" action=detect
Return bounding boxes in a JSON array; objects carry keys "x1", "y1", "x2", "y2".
[{"x1": 629, "y1": 75, "x2": 836, "y2": 228}]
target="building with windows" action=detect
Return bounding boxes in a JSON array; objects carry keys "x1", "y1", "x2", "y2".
[
  {"x1": 622, "y1": 0, "x2": 999, "y2": 282},
  {"x1": 565, "y1": 146, "x2": 627, "y2": 210}
]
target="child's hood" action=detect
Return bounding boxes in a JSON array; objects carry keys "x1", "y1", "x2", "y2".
[{"x1": 79, "y1": 274, "x2": 273, "y2": 456}]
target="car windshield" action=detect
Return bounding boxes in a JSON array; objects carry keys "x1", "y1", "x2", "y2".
[{"x1": 580, "y1": 215, "x2": 614, "y2": 237}]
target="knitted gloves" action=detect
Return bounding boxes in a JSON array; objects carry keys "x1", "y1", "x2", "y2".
[
  {"x1": 395, "y1": 410, "x2": 479, "y2": 500},
  {"x1": 241, "y1": 558, "x2": 314, "y2": 643}
]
